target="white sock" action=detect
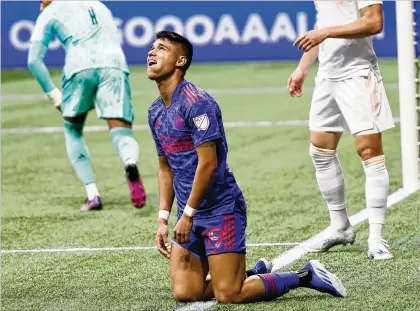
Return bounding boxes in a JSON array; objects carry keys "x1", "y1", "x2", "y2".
[
  {"x1": 363, "y1": 155, "x2": 389, "y2": 241},
  {"x1": 310, "y1": 144, "x2": 349, "y2": 230},
  {"x1": 329, "y1": 208, "x2": 350, "y2": 231},
  {"x1": 85, "y1": 183, "x2": 100, "y2": 200}
]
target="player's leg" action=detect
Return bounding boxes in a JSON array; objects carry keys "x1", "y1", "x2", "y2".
[
  {"x1": 335, "y1": 72, "x2": 395, "y2": 260},
  {"x1": 61, "y1": 70, "x2": 102, "y2": 211},
  {"x1": 169, "y1": 227, "x2": 210, "y2": 302},
  {"x1": 306, "y1": 77, "x2": 355, "y2": 252},
  {"x1": 205, "y1": 212, "x2": 346, "y2": 303},
  {"x1": 95, "y1": 68, "x2": 146, "y2": 208}
]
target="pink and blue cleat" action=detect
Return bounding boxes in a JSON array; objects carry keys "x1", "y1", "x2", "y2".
[
  {"x1": 80, "y1": 196, "x2": 103, "y2": 211},
  {"x1": 125, "y1": 164, "x2": 146, "y2": 208}
]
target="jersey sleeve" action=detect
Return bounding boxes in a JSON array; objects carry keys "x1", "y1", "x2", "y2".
[
  {"x1": 184, "y1": 99, "x2": 222, "y2": 148},
  {"x1": 357, "y1": 1, "x2": 382, "y2": 10},
  {"x1": 27, "y1": 41, "x2": 55, "y2": 93},
  {"x1": 148, "y1": 113, "x2": 165, "y2": 157},
  {"x1": 28, "y1": 11, "x2": 56, "y2": 93},
  {"x1": 30, "y1": 11, "x2": 55, "y2": 46}
]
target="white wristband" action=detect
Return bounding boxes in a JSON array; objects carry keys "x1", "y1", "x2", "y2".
[
  {"x1": 46, "y1": 88, "x2": 62, "y2": 107},
  {"x1": 158, "y1": 210, "x2": 170, "y2": 220},
  {"x1": 184, "y1": 205, "x2": 197, "y2": 217}
]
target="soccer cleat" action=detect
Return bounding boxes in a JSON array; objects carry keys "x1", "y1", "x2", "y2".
[
  {"x1": 302, "y1": 260, "x2": 347, "y2": 297},
  {"x1": 251, "y1": 258, "x2": 273, "y2": 275},
  {"x1": 125, "y1": 164, "x2": 146, "y2": 208},
  {"x1": 368, "y1": 239, "x2": 393, "y2": 260},
  {"x1": 80, "y1": 196, "x2": 103, "y2": 211},
  {"x1": 305, "y1": 225, "x2": 356, "y2": 252},
  {"x1": 245, "y1": 258, "x2": 273, "y2": 278}
]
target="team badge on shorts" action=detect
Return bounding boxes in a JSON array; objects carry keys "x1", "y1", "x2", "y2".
[{"x1": 193, "y1": 114, "x2": 210, "y2": 131}]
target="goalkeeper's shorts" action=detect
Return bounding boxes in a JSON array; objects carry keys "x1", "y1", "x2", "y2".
[{"x1": 61, "y1": 68, "x2": 134, "y2": 123}]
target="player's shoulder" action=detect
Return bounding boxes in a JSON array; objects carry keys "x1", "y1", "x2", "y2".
[
  {"x1": 177, "y1": 80, "x2": 216, "y2": 106},
  {"x1": 37, "y1": 1, "x2": 67, "y2": 22},
  {"x1": 148, "y1": 96, "x2": 163, "y2": 115}
]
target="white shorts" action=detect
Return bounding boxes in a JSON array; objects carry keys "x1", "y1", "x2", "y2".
[{"x1": 309, "y1": 71, "x2": 395, "y2": 136}]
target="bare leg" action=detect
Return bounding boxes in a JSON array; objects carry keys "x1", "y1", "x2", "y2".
[{"x1": 170, "y1": 243, "x2": 209, "y2": 302}]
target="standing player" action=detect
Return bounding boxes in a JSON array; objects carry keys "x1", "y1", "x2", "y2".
[
  {"x1": 287, "y1": 1, "x2": 394, "y2": 259},
  {"x1": 28, "y1": 1, "x2": 146, "y2": 211},
  {"x1": 148, "y1": 31, "x2": 346, "y2": 304}
]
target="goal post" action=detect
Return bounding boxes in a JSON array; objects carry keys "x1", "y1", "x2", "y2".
[{"x1": 396, "y1": 0, "x2": 420, "y2": 194}]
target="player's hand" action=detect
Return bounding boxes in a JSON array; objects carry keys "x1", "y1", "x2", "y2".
[
  {"x1": 45, "y1": 88, "x2": 62, "y2": 109},
  {"x1": 173, "y1": 214, "x2": 193, "y2": 244},
  {"x1": 294, "y1": 28, "x2": 327, "y2": 52},
  {"x1": 156, "y1": 220, "x2": 171, "y2": 259},
  {"x1": 287, "y1": 67, "x2": 307, "y2": 97}
]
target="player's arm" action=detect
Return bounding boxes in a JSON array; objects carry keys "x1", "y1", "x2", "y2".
[
  {"x1": 296, "y1": 23, "x2": 320, "y2": 73},
  {"x1": 149, "y1": 114, "x2": 174, "y2": 258},
  {"x1": 287, "y1": 24, "x2": 319, "y2": 97},
  {"x1": 27, "y1": 14, "x2": 62, "y2": 107},
  {"x1": 186, "y1": 141, "x2": 218, "y2": 210},
  {"x1": 173, "y1": 97, "x2": 221, "y2": 243},
  {"x1": 294, "y1": 2, "x2": 383, "y2": 52},
  {"x1": 173, "y1": 141, "x2": 218, "y2": 244},
  {"x1": 323, "y1": 3, "x2": 383, "y2": 39},
  {"x1": 155, "y1": 154, "x2": 174, "y2": 259},
  {"x1": 157, "y1": 155, "x2": 175, "y2": 223}
]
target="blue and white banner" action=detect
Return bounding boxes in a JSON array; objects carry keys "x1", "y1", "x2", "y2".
[{"x1": 1, "y1": 1, "x2": 397, "y2": 68}]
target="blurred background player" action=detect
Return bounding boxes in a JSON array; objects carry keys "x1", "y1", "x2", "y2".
[
  {"x1": 148, "y1": 31, "x2": 346, "y2": 304},
  {"x1": 27, "y1": 1, "x2": 146, "y2": 211},
  {"x1": 287, "y1": 1, "x2": 394, "y2": 259}
]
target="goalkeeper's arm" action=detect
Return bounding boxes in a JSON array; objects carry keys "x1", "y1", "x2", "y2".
[{"x1": 27, "y1": 41, "x2": 62, "y2": 108}]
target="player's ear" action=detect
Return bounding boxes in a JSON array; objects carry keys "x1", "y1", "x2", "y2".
[{"x1": 176, "y1": 56, "x2": 187, "y2": 69}]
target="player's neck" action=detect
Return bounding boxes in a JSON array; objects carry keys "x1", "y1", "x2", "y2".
[{"x1": 157, "y1": 75, "x2": 184, "y2": 107}]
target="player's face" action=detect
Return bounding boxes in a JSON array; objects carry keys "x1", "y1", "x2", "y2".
[
  {"x1": 40, "y1": 0, "x2": 52, "y2": 11},
  {"x1": 147, "y1": 38, "x2": 185, "y2": 81}
]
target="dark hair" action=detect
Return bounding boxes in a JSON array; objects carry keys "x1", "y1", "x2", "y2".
[{"x1": 156, "y1": 31, "x2": 193, "y2": 72}]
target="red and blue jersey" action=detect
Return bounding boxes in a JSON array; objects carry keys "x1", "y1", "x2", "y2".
[{"x1": 148, "y1": 80, "x2": 245, "y2": 219}]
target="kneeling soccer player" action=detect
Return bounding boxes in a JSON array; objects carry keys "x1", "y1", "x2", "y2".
[{"x1": 147, "y1": 31, "x2": 347, "y2": 304}]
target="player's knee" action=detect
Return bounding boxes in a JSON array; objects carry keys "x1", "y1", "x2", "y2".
[
  {"x1": 213, "y1": 282, "x2": 242, "y2": 304},
  {"x1": 172, "y1": 286, "x2": 201, "y2": 303},
  {"x1": 64, "y1": 120, "x2": 84, "y2": 137},
  {"x1": 357, "y1": 146, "x2": 383, "y2": 161}
]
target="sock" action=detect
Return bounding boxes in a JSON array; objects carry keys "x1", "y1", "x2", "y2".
[
  {"x1": 310, "y1": 144, "x2": 349, "y2": 230},
  {"x1": 85, "y1": 183, "x2": 100, "y2": 200},
  {"x1": 110, "y1": 127, "x2": 139, "y2": 166},
  {"x1": 258, "y1": 272, "x2": 300, "y2": 300},
  {"x1": 64, "y1": 121, "x2": 96, "y2": 191},
  {"x1": 363, "y1": 155, "x2": 389, "y2": 240},
  {"x1": 296, "y1": 268, "x2": 312, "y2": 286}
]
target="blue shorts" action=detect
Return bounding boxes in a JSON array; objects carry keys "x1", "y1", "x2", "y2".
[{"x1": 173, "y1": 208, "x2": 247, "y2": 261}]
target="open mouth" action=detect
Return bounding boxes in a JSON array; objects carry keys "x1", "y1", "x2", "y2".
[{"x1": 148, "y1": 59, "x2": 157, "y2": 67}]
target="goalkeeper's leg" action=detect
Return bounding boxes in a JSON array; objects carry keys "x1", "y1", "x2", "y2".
[
  {"x1": 108, "y1": 118, "x2": 146, "y2": 208},
  {"x1": 95, "y1": 68, "x2": 146, "y2": 208},
  {"x1": 63, "y1": 114, "x2": 102, "y2": 211}
]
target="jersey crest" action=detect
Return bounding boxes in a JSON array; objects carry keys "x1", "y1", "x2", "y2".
[{"x1": 193, "y1": 114, "x2": 210, "y2": 131}]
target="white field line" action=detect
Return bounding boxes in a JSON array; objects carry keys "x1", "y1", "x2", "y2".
[
  {"x1": 0, "y1": 242, "x2": 299, "y2": 254},
  {"x1": 0, "y1": 83, "x2": 399, "y2": 101},
  {"x1": 0, "y1": 118, "x2": 401, "y2": 135},
  {"x1": 175, "y1": 187, "x2": 417, "y2": 311}
]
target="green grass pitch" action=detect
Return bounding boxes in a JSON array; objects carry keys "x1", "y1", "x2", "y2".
[{"x1": 1, "y1": 60, "x2": 419, "y2": 311}]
